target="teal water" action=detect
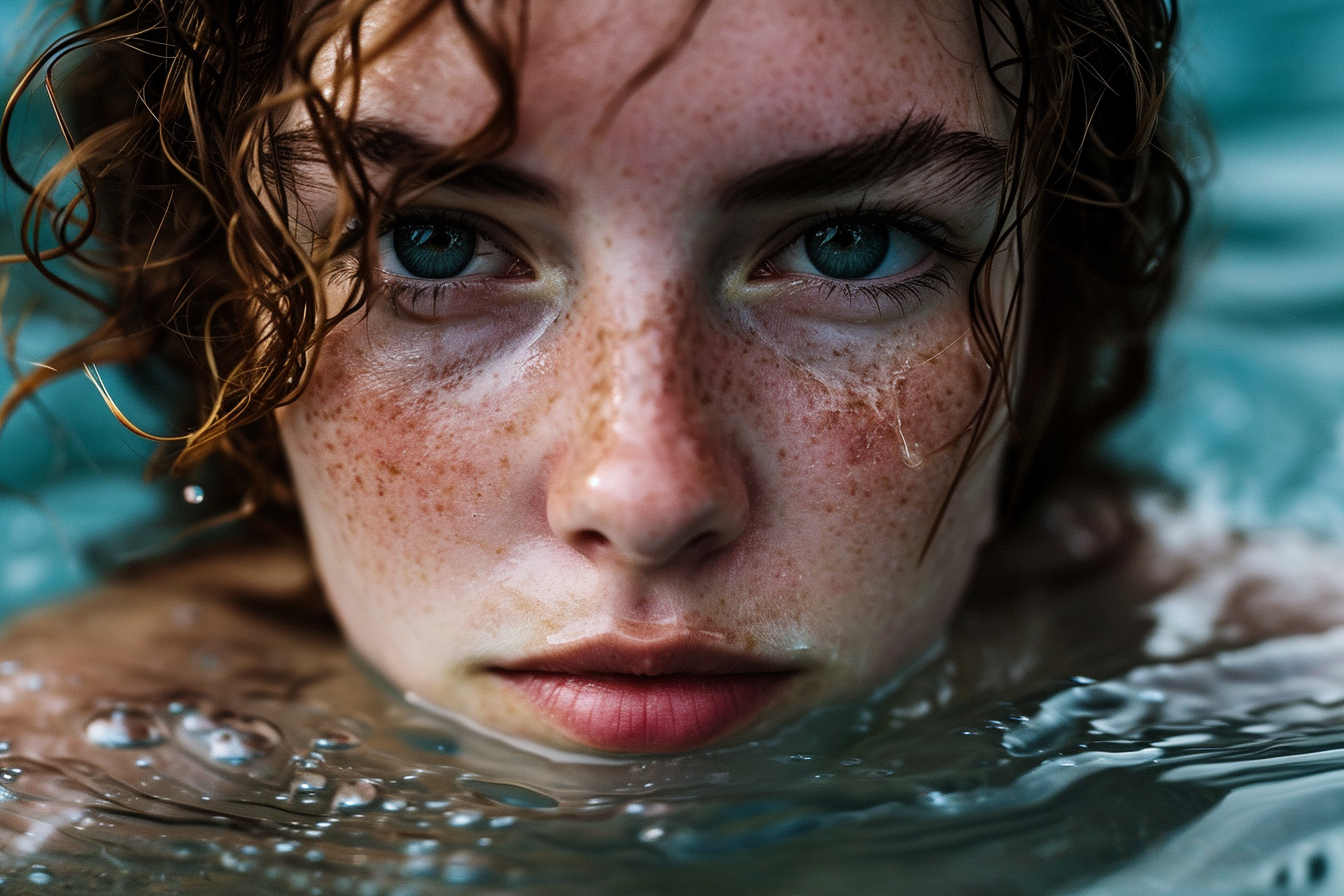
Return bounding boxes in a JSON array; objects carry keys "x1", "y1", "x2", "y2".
[
  {"x1": 0, "y1": 2, "x2": 1343, "y2": 894},
  {"x1": 1107, "y1": 0, "x2": 1344, "y2": 537}
]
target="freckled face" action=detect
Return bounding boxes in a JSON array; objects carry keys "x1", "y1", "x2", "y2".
[{"x1": 278, "y1": 0, "x2": 1015, "y2": 753}]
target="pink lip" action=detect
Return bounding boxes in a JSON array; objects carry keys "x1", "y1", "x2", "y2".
[{"x1": 490, "y1": 637, "x2": 799, "y2": 753}]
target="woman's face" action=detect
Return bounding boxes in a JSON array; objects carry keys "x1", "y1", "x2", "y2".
[{"x1": 278, "y1": 0, "x2": 1014, "y2": 754}]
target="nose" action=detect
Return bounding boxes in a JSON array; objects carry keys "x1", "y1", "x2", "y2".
[{"x1": 546, "y1": 316, "x2": 750, "y2": 570}]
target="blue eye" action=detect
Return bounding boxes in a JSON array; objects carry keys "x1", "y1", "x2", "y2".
[
  {"x1": 392, "y1": 220, "x2": 476, "y2": 279},
  {"x1": 804, "y1": 222, "x2": 889, "y2": 279},
  {"x1": 380, "y1": 214, "x2": 522, "y2": 281},
  {"x1": 776, "y1": 218, "x2": 931, "y2": 282}
]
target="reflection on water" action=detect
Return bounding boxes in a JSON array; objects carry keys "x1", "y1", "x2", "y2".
[{"x1": 3, "y1": 510, "x2": 1344, "y2": 894}]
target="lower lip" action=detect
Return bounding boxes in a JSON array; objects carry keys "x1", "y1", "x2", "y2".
[{"x1": 495, "y1": 671, "x2": 793, "y2": 753}]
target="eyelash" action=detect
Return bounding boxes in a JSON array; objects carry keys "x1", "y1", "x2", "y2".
[{"x1": 811, "y1": 267, "x2": 957, "y2": 316}]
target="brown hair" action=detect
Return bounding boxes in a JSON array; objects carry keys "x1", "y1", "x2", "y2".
[{"x1": 0, "y1": 0, "x2": 1190, "y2": 531}]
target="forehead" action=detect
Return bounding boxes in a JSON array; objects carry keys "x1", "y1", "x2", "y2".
[{"x1": 332, "y1": 0, "x2": 1004, "y2": 183}]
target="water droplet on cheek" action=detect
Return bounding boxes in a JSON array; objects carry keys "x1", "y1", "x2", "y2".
[{"x1": 897, "y1": 427, "x2": 924, "y2": 469}]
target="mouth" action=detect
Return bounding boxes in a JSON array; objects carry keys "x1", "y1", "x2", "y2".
[{"x1": 489, "y1": 636, "x2": 800, "y2": 753}]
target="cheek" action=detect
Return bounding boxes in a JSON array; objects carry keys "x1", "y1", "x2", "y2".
[
  {"x1": 747, "y1": 307, "x2": 990, "y2": 516},
  {"x1": 740, "y1": 318, "x2": 993, "y2": 646},
  {"x1": 277, "y1": 324, "x2": 542, "y2": 589}
]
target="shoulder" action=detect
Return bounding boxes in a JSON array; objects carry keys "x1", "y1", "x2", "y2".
[
  {"x1": 0, "y1": 539, "x2": 346, "y2": 745},
  {"x1": 0, "y1": 541, "x2": 383, "y2": 857},
  {"x1": 958, "y1": 485, "x2": 1344, "y2": 688},
  {"x1": 1129, "y1": 495, "x2": 1344, "y2": 659}
]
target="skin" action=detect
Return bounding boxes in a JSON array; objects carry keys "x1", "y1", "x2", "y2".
[{"x1": 275, "y1": 0, "x2": 1017, "y2": 754}]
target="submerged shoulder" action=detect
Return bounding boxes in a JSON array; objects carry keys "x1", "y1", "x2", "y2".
[
  {"x1": 0, "y1": 542, "x2": 376, "y2": 858},
  {"x1": 960, "y1": 485, "x2": 1344, "y2": 687},
  {"x1": 0, "y1": 540, "x2": 344, "y2": 727},
  {"x1": 1130, "y1": 496, "x2": 1344, "y2": 658}
]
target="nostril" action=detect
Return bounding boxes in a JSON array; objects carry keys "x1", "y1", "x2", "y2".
[
  {"x1": 566, "y1": 524, "x2": 725, "y2": 565},
  {"x1": 573, "y1": 530, "x2": 611, "y2": 553},
  {"x1": 684, "y1": 531, "x2": 718, "y2": 555}
]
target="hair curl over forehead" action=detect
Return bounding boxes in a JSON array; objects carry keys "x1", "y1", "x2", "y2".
[{"x1": 1, "y1": 0, "x2": 1189, "y2": 529}]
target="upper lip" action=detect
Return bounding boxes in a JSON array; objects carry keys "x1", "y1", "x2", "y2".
[{"x1": 490, "y1": 634, "x2": 799, "y2": 677}]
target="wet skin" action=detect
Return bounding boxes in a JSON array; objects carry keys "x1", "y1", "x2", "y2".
[{"x1": 276, "y1": 0, "x2": 1017, "y2": 754}]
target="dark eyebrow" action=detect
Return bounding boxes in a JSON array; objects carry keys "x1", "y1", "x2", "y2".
[
  {"x1": 277, "y1": 120, "x2": 560, "y2": 205},
  {"x1": 719, "y1": 116, "x2": 1006, "y2": 209}
]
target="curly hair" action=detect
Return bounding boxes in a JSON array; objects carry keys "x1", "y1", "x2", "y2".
[{"x1": 0, "y1": 0, "x2": 1190, "y2": 533}]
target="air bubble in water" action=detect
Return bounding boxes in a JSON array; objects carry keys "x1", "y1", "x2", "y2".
[
  {"x1": 442, "y1": 852, "x2": 489, "y2": 885},
  {"x1": 448, "y1": 810, "x2": 483, "y2": 827},
  {"x1": 208, "y1": 727, "x2": 277, "y2": 764},
  {"x1": 332, "y1": 779, "x2": 378, "y2": 812},
  {"x1": 85, "y1": 708, "x2": 166, "y2": 749},
  {"x1": 404, "y1": 839, "x2": 439, "y2": 856},
  {"x1": 183, "y1": 485, "x2": 205, "y2": 504},
  {"x1": 292, "y1": 771, "x2": 328, "y2": 793},
  {"x1": 313, "y1": 730, "x2": 361, "y2": 750},
  {"x1": 178, "y1": 708, "x2": 281, "y2": 765}
]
